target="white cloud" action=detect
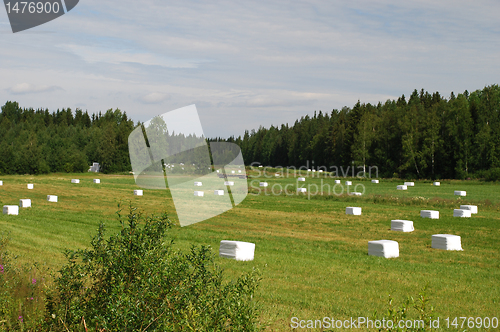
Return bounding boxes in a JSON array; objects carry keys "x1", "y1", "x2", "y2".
[
  {"x1": 8, "y1": 83, "x2": 63, "y2": 95},
  {"x1": 140, "y1": 92, "x2": 170, "y2": 104}
]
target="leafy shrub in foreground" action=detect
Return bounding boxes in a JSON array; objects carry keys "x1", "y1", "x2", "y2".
[{"x1": 44, "y1": 204, "x2": 262, "y2": 331}]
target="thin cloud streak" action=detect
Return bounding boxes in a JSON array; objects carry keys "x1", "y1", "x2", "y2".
[
  {"x1": 8, "y1": 83, "x2": 63, "y2": 95},
  {"x1": 63, "y1": 44, "x2": 206, "y2": 68}
]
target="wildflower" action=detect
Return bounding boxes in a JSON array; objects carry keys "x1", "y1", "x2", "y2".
[
  {"x1": 18, "y1": 316, "x2": 23, "y2": 322},
  {"x1": 0, "y1": 264, "x2": 3, "y2": 273},
  {"x1": 32, "y1": 278, "x2": 36, "y2": 285}
]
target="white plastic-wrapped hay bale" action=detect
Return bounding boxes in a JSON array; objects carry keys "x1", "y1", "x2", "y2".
[
  {"x1": 194, "y1": 191, "x2": 204, "y2": 197},
  {"x1": 0, "y1": 180, "x2": 3, "y2": 186},
  {"x1": 71, "y1": 179, "x2": 80, "y2": 184},
  {"x1": 238, "y1": 170, "x2": 242, "y2": 173},
  {"x1": 93, "y1": 179, "x2": 100, "y2": 184},
  {"x1": 219, "y1": 240, "x2": 255, "y2": 261},
  {"x1": 214, "y1": 190, "x2": 224, "y2": 195},
  {"x1": 19, "y1": 199, "x2": 31, "y2": 208},
  {"x1": 231, "y1": 170, "x2": 235, "y2": 174},
  {"x1": 47, "y1": 195, "x2": 58, "y2": 202},
  {"x1": 454, "y1": 190, "x2": 466, "y2": 196},
  {"x1": 433, "y1": 181, "x2": 440, "y2": 186},
  {"x1": 194, "y1": 181, "x2": 202, "y2": 186},
  {"x1": 432, "y1": 234, "x2": 463, "y2": 251},
  {"x1": 404, "y1": 182, "x2": 415, "y2": 187},
  {"x1": 460, "y1": 205, "x2": 478, "y2": 214},
  {"x1": 307, "y1": 169, "x2": 311, "y2": 172},
  {"x1": 420, "y1": 210, "x2": 439, "y2": 219},
  {"x1": 397, "y1": 185, "x2": 407, "y2": 190},
  {"x1": 134, "y1": 190, "x2": 143, "y2": 196},
  {"x1": 224, "y1": 181, "x2": 234, "y2": 186},
  {"x1": 275, "y1": 173, "x2": 280, "y2": 177},
  {"x1": 334, "y1": 180, "x2": 341, "y2": 184},
  {"x1": 297, "y1": 187, "x2": 307, "y2": 193},
  {"x1": 345, "y1": 181, "x2": 352, "y2": 186},
  {"x1": 371, "y1": 179, "x2": 379, "y2": 184},
  {"x1": 368, "y1": 240, "x2": 399, "y2": 258},
  {"x1": 298, "y1": 177, "x2": 306, "y2": 182},
  {"x1": 391, "y1": 220, "x2": 414, "y2": 232},
  {"x1": 346, "y1": 207, "x2": 361, "y2": 215},
  {"x1": 349, "y1": 192, "x2": 362, "y2": 196},
  {"x1": 27, "y1": 183, "x2": 34, "y2": 189},
  {"x1": 453, "y1": 209, "x2": 471, "y2": 218},
  {"x1": 3, "y1": 205, "x2": 19, "y2": 215},
  {"x1": 259, "y1": 182, "x2": 268, "y2": 187}
]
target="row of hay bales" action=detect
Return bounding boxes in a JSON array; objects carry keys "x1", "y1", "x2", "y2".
[
  {"x1": 1, "y1": 179, "x2": 103, "y2": 215},
  {"x1": 343, "y1": 179, "x2": 477, "y2": 258},
  {"x1": 1, "y1": 178, "x2": 256, "y2": 262}
]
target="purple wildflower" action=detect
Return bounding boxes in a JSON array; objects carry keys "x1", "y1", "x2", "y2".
[
  {"x1": 0, "y1": 264, "x2": 3, "y2": 273},
  {"x1": 18, "y1": 316, "x2": 23, "y2": 322},
  {"x1": 32, "y1": 278, "x2": 36, "y2": 285}
]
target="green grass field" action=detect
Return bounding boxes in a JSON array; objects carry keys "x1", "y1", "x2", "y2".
[{"x1": 1, "y1": 172, "x2": 499, "y2": 331}]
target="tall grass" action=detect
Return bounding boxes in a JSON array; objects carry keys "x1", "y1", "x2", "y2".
[{"x1": 0, "y1": 234, "x2": 47, "y2": 331}]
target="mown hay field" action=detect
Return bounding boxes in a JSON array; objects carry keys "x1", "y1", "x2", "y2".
[{"x1": 0, "y1": 172, "x2": 499, "y2": 331}]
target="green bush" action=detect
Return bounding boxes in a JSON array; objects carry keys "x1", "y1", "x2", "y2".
[
  {"x1": 44, "y1": 204, "x2": 262, "y2": 331},
  {"x1": 485, "y1": 168, "x2": 500, "y2": 182},
  {"x1": 473, "y1": 168, "x2": 500, "y2": 181}
]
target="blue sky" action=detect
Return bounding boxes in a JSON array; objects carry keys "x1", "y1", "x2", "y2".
[{"x1": 1, "y1": 0, "x2": 499, "y2": 137}]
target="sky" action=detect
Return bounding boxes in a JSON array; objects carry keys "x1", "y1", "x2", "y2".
[{"x1": 0, "y1": 0, "x2": 499, "y2": 138}]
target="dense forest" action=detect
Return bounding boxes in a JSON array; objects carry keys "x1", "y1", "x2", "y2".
[
  {"x1": 1, "y1": 84, "x2": 499, "y2": 179},
  {"x1": 0, "y1": 101, "x2": 134, "y2": 174},
  {"x1": 222, "y1": 85, "x2": 500, "y2": 179}
]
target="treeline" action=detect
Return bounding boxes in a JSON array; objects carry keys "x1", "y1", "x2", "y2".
[
  {"x1": 2, "y1": 85, "x2": 500, "y2": 179},
  {"x1": 0, "y1": 101, "x2": 135, "y2": 174},
  {"x1": 222, "y1": 85, "x2": 500, "y2": 179}
]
